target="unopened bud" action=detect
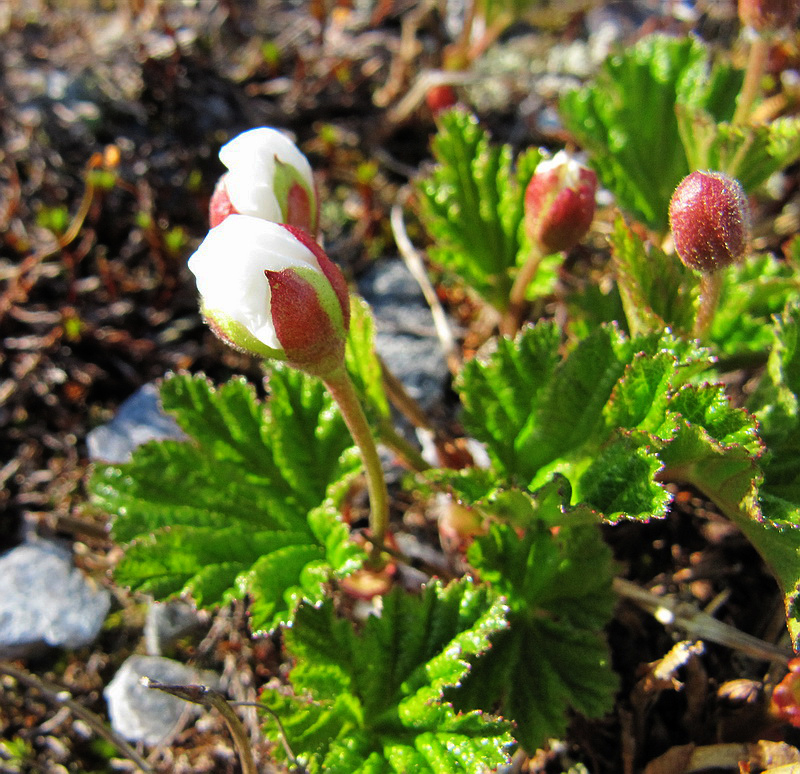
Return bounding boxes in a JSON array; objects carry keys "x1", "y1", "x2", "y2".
[
  {"x1": 525, "y1": 151, "x2": 597, "y2": 254},
  {"x1": 208, "y1": 127, "x2": 318, "y2": 236},
  {"x1": 188, "y1": 215, "x2": 349, "y2": 377},
  {"x1": 669, "y1": 171, "x2": 750, "y2": 273}
]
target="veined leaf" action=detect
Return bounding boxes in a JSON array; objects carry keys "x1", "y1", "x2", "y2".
[
  {"x1": 90, "y1": 371, "x2": 363, "y2": 632},
  {"x1": 677, "y1": 107, "x2": 800, "y2": 193},
  {"x1": 457, "y1": 321, "x2": 561, "y2": 479},
  {"x1": 711, "y1": 254, "x2": 800, "y2": 357},
  {"x1": 458, "y1": 323, "x2": 711, "y2": 519},
  {"x1": 560, "y1": 34, "x2": 741, "y2": 231},
  {"x1": 610, "y1": 215, "x2": 696, "y2": 337},
  {"x1": 263, "y1": 579, "x2": 513, "y2": 773},
  {"x1": 453, "y1": 516, "x2": 618, "y2": 752},
  {"x1": 744, "y1": 304, "x2": 800, "y2": 645},
  {"x1": 416, "y1": 108, "x2": 542, "y2": 310}
]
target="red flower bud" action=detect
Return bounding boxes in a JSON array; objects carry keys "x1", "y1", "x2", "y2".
[
  {"x1": 669, "y1": 171, "x2": 750, "y2": 273},
  {"x1": 209, "y1": 127, "x2": 318, "y2": 236},
  {"x1": 188, "y1": 216, "x2": 349, "y2": 377},
  {"x1": 525, "y1": 151, "x2": 598, "y2": 254},
  {"x1": 426, "y1": 84, "x2": 458, "y2": 115}
]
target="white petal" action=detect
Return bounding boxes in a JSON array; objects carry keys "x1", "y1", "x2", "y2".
[
  {"x1": 188, "y1": 215, "x2": 321, "y2": 350},
  {"x1": 218, "y1": 127, "x2": 314, "y2": 221}
]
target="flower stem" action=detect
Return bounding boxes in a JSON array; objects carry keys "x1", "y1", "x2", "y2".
[
  {"x1": 733, "y1": 34, "x2": 769, "y2": 125},
  {"x1": 693, "y1": 271, "x2": 724, "y2": 340},
  {"x1": 324, "y1": 368, "x2": 390, "y2": 560},
  {"x1": 504, "y1": 242, "x2": 547, "y2": 335}
]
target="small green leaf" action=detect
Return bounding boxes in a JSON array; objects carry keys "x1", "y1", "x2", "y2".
[
  {"x1": 609, "y1": 215, "x2": 696, "y2": 337},
  {"x1": 453, "y1": 518, "x2": 618, "y2": 752},
  {"x1": 457, "y1": 322, "x2": 562, "y2": 479},
  {"x1": 710, "y1": 255, "x2": 800, "y2": 358},
  {"x1": 263, "y1": 579, "x2": 513, "y2": 773},
  {"x1": 90, "y1": 372, "x2": 363, "y2": 631},
  {"x1": 677, "y1": 107, "x2": 800, "y2": 193},
  {"x1": 576, "y1": 436, "x2": 670, "y2": 521},
  {"x1": 416, "y1": 108, "x2": 541, "y2": 309},
  {"x1": 560, "y1": 34, "x2": 740, "y2": 231}
]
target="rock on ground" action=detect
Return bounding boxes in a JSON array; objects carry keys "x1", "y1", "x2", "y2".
[
  {"x1": 104, "y1": 655, "x2": 219, "y2": 746},
  {"x1": 86, "y1": 382, "x2": 186, "y2": 464},
  {"x1": 0, "y1": 540, "x2": 111, "y2": 659}
]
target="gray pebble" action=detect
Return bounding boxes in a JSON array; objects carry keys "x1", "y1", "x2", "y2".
[
  {"x1": 104, "y1": 655, "x2": 219, "y2": 745},
  {"x1": 87, "y1": 382, "x2": 186, "y2": 464},
  {"x1": 0, "y1": 540, "x2": 111, "y2": 659}
]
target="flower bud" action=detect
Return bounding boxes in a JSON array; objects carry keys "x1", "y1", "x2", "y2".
[
  {"x1": 524, "y1": 150, "x2": 598, "y2": 254},
  {"x1": 208, "y1": 127, "x2": 318, "y2": 236},
  {"x1": 669, "y1": 171, "x2": 750, "y2": 273},
  {"x1": 188, "y1": 215, "x2": 349, "y2": 376},
  {"x1": 739, "y1": 0, "x2": 800, "y2": 32}
]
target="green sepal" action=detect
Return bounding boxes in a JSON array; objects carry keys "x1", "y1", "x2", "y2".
[{"x1": 345, "y1": 295, "x2": 391, "y2": 423}]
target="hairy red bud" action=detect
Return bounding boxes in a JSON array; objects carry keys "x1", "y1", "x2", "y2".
[
  {"x1": 669, "y1": 171, "x2": 750, "y2": 273},
  {"x1": 525, "y1": 152, "x2": 598, "y2": 254}
]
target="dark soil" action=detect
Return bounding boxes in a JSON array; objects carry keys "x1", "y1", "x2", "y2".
[{"x1": 1, "y1": 2, "x2": 798, "y2": 773}]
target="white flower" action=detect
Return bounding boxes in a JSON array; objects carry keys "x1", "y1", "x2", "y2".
[
  {"x1": 188, "y1": 215, "x2": 322, "y2": 351},
  {"x1": 218, "y1": 127, "x2": 315, "y2": 225}
]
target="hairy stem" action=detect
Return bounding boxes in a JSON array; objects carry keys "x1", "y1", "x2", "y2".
[
  {"x1": 504, "y1": 242, "x2": 547, "y2": 335},
  {"x1": 324, "y1": 368, "x2": 390, "y2": 559},
  {"x1": 693, "y1": 271, "x2": 724, "y2": 340},
  {"x1": 733, "y1": 34, "x2": 770, "y2": 125}
]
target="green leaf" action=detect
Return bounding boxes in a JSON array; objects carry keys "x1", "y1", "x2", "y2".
[
  {"x1": 263, "y1": 579, "x2": 513, "y2": 773},
  {"x1": 90, "y1": 372, "x2": 363, "y2": 632},
  {"x1": 560, "y1": 34, "x2": 740, "y2": 231},
  {"x1": 452, "y1": 517, "x2": 618, "y2": 752},
  {"x1": 679, "y1": 305, "x2": 800, "y2": 643},
  {"x1": 458, "y1": 324, "x2": 711, "y2": 519},
  {"x1": 711, "y1": 255, "x2": 800, "y2": 358},
  {"x1": 576, "y1": 435, "x2": 670, "y2": 521},
  {"x1": 416, "y1": 108, "x2": 542, "y2": 309},
  {"x1": 677, "y1": 107, "x2": 800, "y2": 193},
  {"x1": 609, "y1": 215, "x2": 696, "y2": 337},
  {"x1": 457, "y1": 321, "x2": 562, "y2": 479}
]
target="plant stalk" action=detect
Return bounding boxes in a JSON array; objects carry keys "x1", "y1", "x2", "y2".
[
  {"x1": 733, "y1": 34, "x2": 770, "y2": 125},
  {"x1": 693, "y1": 271, "x2": 724, "y2": 340},
  {"x1": 324, "y1": 368, "x2": 390, "y2": 560},
  {"x1": 142, "y1": 679, "x2": 257, "y2": 774},
  {"x1": 504, "y1": 242, "x2": 547, "y2": 335}
]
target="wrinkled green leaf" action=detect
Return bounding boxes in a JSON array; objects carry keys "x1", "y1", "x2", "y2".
[
  {"x1": 263, "y1": 579, "x2": 513, "y2": 773},
  {"x1": 91, "y1": 371, "x2": 363, "y2": 632},
  {"x1": 416, "y1": 108, "x2": 542, "y2": 309},
  {"x1": 452, "y1": 516, "x2": 618, "y2": 752},
  {"x1": 677, "y1": 107, "x2": 800, "y2": 193},
  {"x1": 610, "y1": 215, "x2": 696, "y2": 337},
  {"x1": 711, "y1": 255, "x2": 800, "y2": 358},
  {"x1": 561, "y1": 34, "x2": 741, "y2": 230},
  {"x1": 458, "y1": 323, "x2": 712, "y2": 519}
]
